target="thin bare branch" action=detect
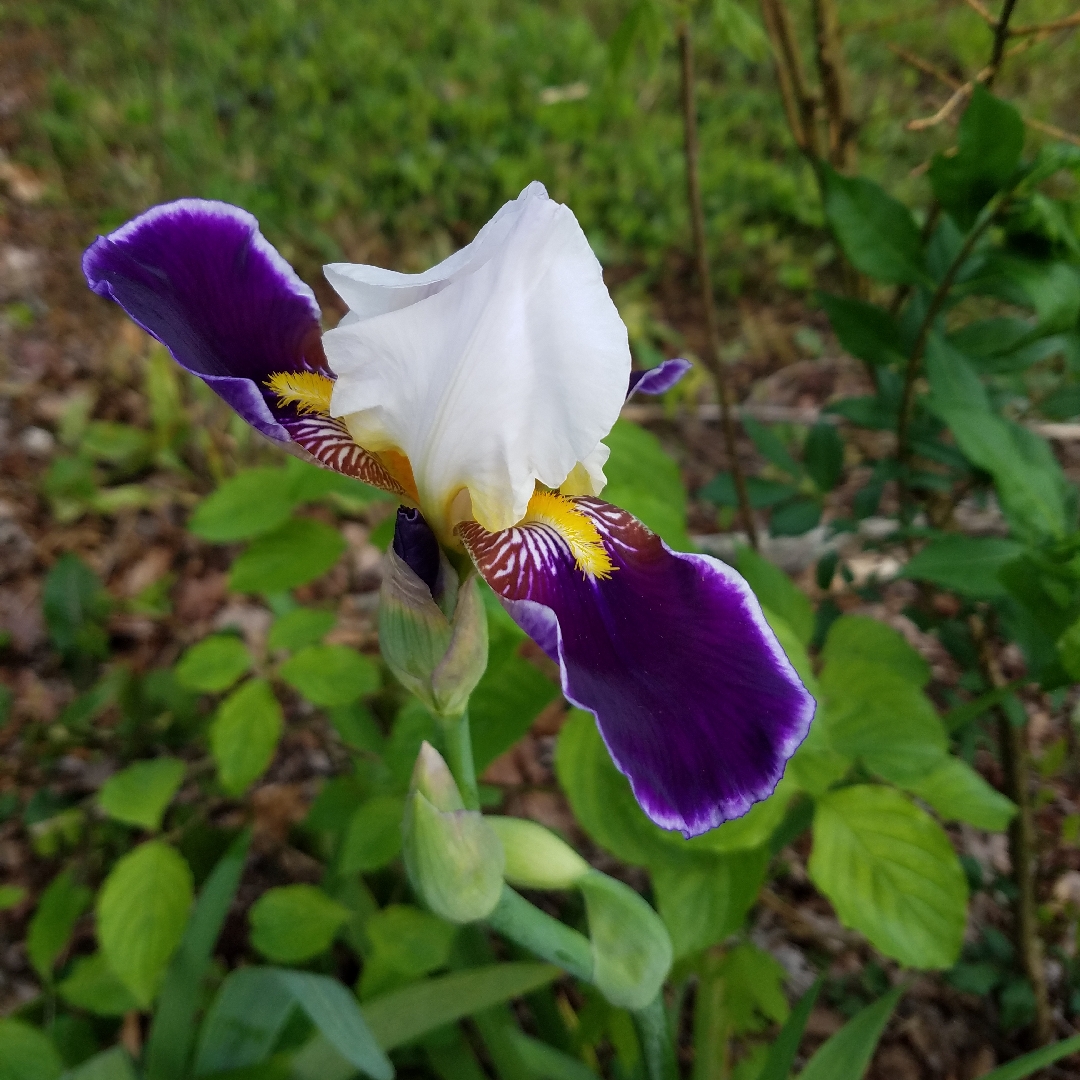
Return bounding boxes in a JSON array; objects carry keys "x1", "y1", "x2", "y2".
[
  {"x1": 886, "y1": 43, "x2": 963, "y2": 89},
  {"x1": 1010, "y1": 10, "x2": 1080, "y2": 35},
  {"x1": 1024, "y1": 114, "x2": 1080, "y2": 146},
  {"x1": 986, "y1": 0, "x2": 1020, "y2": 86},
  {"x1": 759, "y1": 0, "x2": 821, "y2": 160},
  {"x1": 812, "y1": 0, "x2": 858, "y2": 170},
  {"x1": 678, "y1": 18, "x2": 759, "y2": 549},
  {"x1": 961, "y1": 0, "x2": 998, "y2": 26}
]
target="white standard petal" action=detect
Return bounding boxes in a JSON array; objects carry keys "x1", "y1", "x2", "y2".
[{"x1": 324, "y1": 183, "x2": 630, "y2": 536}]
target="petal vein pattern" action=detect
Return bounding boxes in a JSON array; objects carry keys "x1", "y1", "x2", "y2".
[{"x1": 459, "y1": 497, "x2": 815, "y2": 837}]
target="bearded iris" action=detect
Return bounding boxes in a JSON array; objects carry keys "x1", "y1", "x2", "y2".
[{"x1": 83, "y1": 182, "x2": 814, "y2": 838}]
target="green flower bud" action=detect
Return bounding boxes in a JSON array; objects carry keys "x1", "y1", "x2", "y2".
[
  {"x1": 379, "y1": 548, "x2": 488, "y2": 719},
  {"x1": 402, "y1": 743, "x2": 505, "y2": 923},
  {"x1": 579, "y1": 870, "x2": 672, "y2": 1011},
  {"x1": 487, "y1": 817, "x2": 590, "y2": 889}
]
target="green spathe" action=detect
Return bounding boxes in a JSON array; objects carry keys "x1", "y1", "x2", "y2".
[
  {"x1": 579, "y1": 870, "x2": 672, "y2": 1011},
  {"x1": 378, "y1": 549, "x2": 488, "y2": 719},
  {"x1": 402, "y1": 744, "x2": 504, "y2": 923},
  {"x1": 488, "y1": 816, "x2": 590, "y2": 890}
]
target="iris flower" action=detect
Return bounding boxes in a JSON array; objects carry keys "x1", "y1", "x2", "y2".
[{"x1": 83, "y1": 182, "x2": 814, "y2": 837}]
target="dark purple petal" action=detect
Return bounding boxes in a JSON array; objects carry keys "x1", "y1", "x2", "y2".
[
  {"x1": 393, "y1": 507, "x2": 442, "y2": 597},
  {"x1": 83, "y1": 199, "x2": 324, "y2": 441},
  {"x1": 460, "y1": 498, "x2": 814, "y2": 837},
  {"x1": 626, "y1": 358, "x2": 692, "y2": 400}
]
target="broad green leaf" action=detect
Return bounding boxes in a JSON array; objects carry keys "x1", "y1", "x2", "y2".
[
  {"x1": 98, "y1": 758, "x2": 185, "y2": 831},
  {"x1": 818, "y1": 293, "x2": 904, "y2": 366},
  {"x1": 64, "y1": 1048, "x2": 136, "y2": 1080},
  {"x1": 81, "y1": 421, "x2": 153, "y2": 468},
  {"x1": 943, "y1": 681, "x2": 1024, "y2": 732},
  {"x1": 698, "y1": 473, "x2": 797, "y2": 510},
  {"x1": 209, "y1": 679, "x2": 283, "y2": 795},
  {"x1": 0, "y1": 885, "x2": 25, "y2": 910},
  {"x1": 279, "y1": 644, "x2": 380, "y2": 707},
  {"x1": 0, "y1": 1019, "x2": 64, "y2": 1080},
  {"x1": 797, "y1": 986, "x2": 903, "y2": 1080},
  {"x1": 735, "y1": 546, "x2": 814, "y2": 647},
  {"x1": 602, "y1": 419, "x2": 690, "y2": 550},
  {"x1": 810, "y1": 786, "x2": 967, "y2": 968},
  {"x1": 769, "y1": 498, "x2": 821, "y2": 537},
  {"x1": 822, "y1": 168, "x2": 926, "y2": 285},
  {"x1": 980, "y1": 1034, "x2": 1080, "y2": 1080},
  {"x1": 930, "y1": 86, "x2": 1024, "y2": 229},
  {"x1": 229, "y1": 518, "x2": 346, "y2": 594},
  {"x1": 820, "y1": 661, "x2": 946, "y2": 782},
  {"x1": 714, "y1": 943, "x2": 789, "y2": 1033},
  {"x1": 250, "y1": 884, "x2": 349, "y2": 963},
  {"x1": 57, "y1": 953, "x2": 140, "y2": 1016},
  {"x1": 743, "y1": 416, "x2": 801, "y2": 478},
  {"x1": 339, "y1": 795, "x2": 405, "y2": 874},
  {"x1": 906, "y1": 758, "x2": 1017, "y2": 831},
  {"x1": 175, "y1": 636, "x2": 252, "y2": 693},
  {"x1": 285, "y1": 455, "x2": 391, "y2": 508},
  {"x1": 360, "y1": 905, "x2": 458, "y2": 999},
  {"x1": 470, "y1": 597, "x2": 559, "y2": 771},
  {"x1": 363, "y1": 963, "x2": 559, "y2": 1050},
  {"x1": 902, "y1": 536, "x2": 1026, "y2": 600},
  {"x1": 268, "y1": 607, "x2": 337, "y2": 651},
  {"x1": 756, "y1": 979, "x2": 822, "y2": 1080},
  {"x1": 96, "y1": 841, "x2": 194, "y2": 1006},
  {"x1": 822, "y1": 615, "x2": 930, "y2": 687},
  {"x1": 145, "y1": 831, "x2": 252, "y2": 1080},
  {"x1": 27, "y1": 870, "x2": 92, "y2": 981},
  {"x1": 188, "y1": 467, "x2": 296, "y2": 542},
  {"x1": 1058, "y1": 614, "x2": 1080, "y2": 679},
  {"x1": 43, "y1": 554, "x2": 111, "y2": 662}
]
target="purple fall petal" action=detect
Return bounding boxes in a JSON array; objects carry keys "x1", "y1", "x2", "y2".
[
  {"x1": 460, "y1": 497, "x2": 814, "y2": 837},
  {"x1": 82, "y1": 199, "x2": 324, "y2": 441},
  {"x1": 626, "y1": 358, "x2": 692, "y2": 400},
  {"x1": 392, "y1": 507, "x2": 442, "y2": 598}
]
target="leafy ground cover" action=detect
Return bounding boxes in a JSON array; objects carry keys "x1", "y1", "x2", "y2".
[{"x1": 4, "y1": 1, "x2": 1080, "y2": 1078}]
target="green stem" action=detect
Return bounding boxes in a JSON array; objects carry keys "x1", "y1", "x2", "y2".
[
  {"x1": 438, "y1": 707, "x2": 479, "y2": 810},
  {"x1": 633, "y1": 993, "x2": 679, "y2": 1080},
  {"x1": 485, "y1": 886, "x2": 594, "y2": 983}
]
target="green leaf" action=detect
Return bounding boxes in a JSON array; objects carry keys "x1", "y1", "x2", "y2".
[
  {"x1": 43, "y1": 554, "x2": 111, "y2": 662},
  {"x1": 743, "y1": 416, "x2": 801, "y2": 478},
  {"x1": 57, "y1": 953, "x2": 140, "y2": 1016},
  {"x1": 929, "y1": 86, "x2": 1024, "y2": 229},
  {"x1": 756, "y1": 979, "x2": 822, "y2": 1080},
  {"x1": 96, "y1": 841, "x2": 193, "y2": 1006},
  {"x1": 250, "y1": 884, "x2": 349, "y2": 963},
  {"x1": 925, "y1": 336, "x2": 1068, "y2": 540},
  {"x1": 602, "y1": 420, "x2": 690, "y2": 550},
  {"x1": 652, "y1": 848, "x2": 768, "y2": 957},
  {"x1": 714, "y1": 943, "x2": 789, "y2": 1034},
  {"x1": 821, "y1": 661, "x2": 947, "y2": 783},
  {"x1": 980, "y1": 1034, "x2": 1080, "y2": 1080},
  {"x1": 279, "y1": 644, "x2": 380, "y2": 707},
  {"x1": 196, "y1": 967, "x2": 392, "y2": 1080},
  {"x1": 145, "y1": 831, "x2": 252, "y2": 1080},
  {"x1": 363, "y1": 963, "x2": 558, "y2": 1050},
  {"x1": 188, "y1": 467, "x2": 297, "y2": 542},
  {"x1": 504, "y1": 1032, "x2": 598, "y2": 1080},
  {"x1": 268, "y1": 608, "x2": 337, "y2": 651},
  {"x1": 360, "y1": 905, "x2": 458, "y2": 999},
  {"x1": 822, "y1": 168, "x2": 927, "y2": 285},
  {"x1": 818, "y1": 294, "x2": 904, "y2": 366},
  {"x1": 98, "y1": 758, "x2": 185, "y2": 831},
  {"x1": 229, "y1": 518, "x2": 346, "y2": 594},
  {"x1": 822, "y1": 615, "x2": 930, "y2": 687},
  {"x1": 698, "y1": 473, "x2": 797, "y2": 510},
  {"x1": 1058, "y1": 614, "x2": 1080, "y2": 679},
  {"x1": 0, "y1": 885, "x2": 26, "y2": 910},
  {"x1": 209, "y1": 679, "x2": 284, "y2": 796},
  {"x1": 796, "y1": 986, "x2": 903, "y2": 1080},
  {"x1": 810, "y1": 786, "x2": 967, "y2": 968},
  {"x1": 906, "y1": 757, "x2": 1017, "y2": 831},
  {"x1": 902, "y1": 536, "x2": 1026, "y2": 600},
  {"x1": 285, "y1": 456, "x2": 390, "y2": 508},
  {"x1": 81, "y1": 421, "x2": 153, "y2": 468},
  {"x1": 27, "y1": 870, "x2": 92, "y2": 981},
  {"x1": 735, "y1": 546, "x2": 814, "y2": 647},
  {"x1": 339, "y1": 795, "x2": 405, "y2": 874},
  {"x1": 470, "y1": 598, "x2": 559, "y2": 772},
  {"x1": 175, "y1": 636, "x2": 252, "y2": 693},
  {"x1": 804, "y1": 424, "x2": 844, "y2": 493},
  {"x1": 64, "y1": 1047, "x2": 137, "y2": 1080},
  {"x1": 0, "y1": 1019, "x2": 64, "y2": 1080},
  {"x1": 769, "y1": 498, "x2": 821, "y2": 537}
]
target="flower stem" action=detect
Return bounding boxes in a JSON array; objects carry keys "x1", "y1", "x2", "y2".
[
  {"x1": 438, "y1": 707, "x2": 479, "y2": 811},
  {"x1": 485, "y1": 885, "x2": 594, "y2": 982},
  {"x1": 633, "y1": 993, "x2": 678, "y2": 1080}
]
